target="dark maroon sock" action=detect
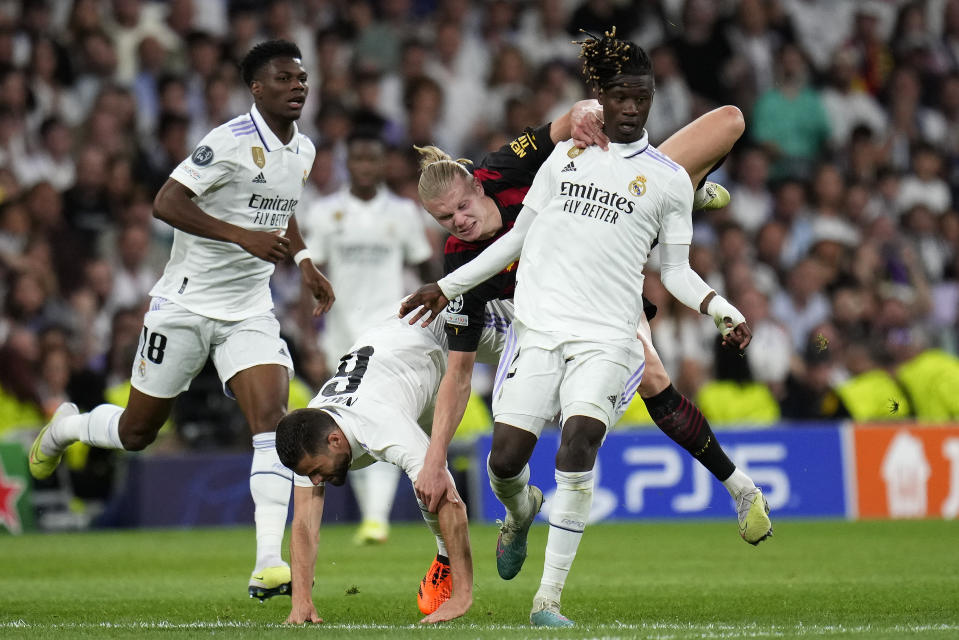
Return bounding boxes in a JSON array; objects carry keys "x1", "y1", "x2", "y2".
[{"x1": 644, "y1": 384, "x2": 735, "y2": 481}]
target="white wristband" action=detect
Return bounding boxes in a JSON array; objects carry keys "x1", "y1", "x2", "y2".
[
  {"x1": 706, "y1": 294, "x2": 746, "y2": 336},
  {"x1": 293, "y1": 249, "x2": 311, "y2": 266}
]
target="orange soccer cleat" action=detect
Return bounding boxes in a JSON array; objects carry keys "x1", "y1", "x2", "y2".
[{"x1": 417, "y1": 554, "x2": 452, "y2": 615}]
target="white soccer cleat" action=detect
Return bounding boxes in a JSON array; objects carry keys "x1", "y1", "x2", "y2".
[{"x1": 737, "y1": 487, "x2": 773, "y2": 545}]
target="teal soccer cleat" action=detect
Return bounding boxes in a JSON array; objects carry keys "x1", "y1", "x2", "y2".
[
  {"x1": 530, "y1": 597, "x2": 574, "y2": 627},
  {"x1": 495, "y1": 485, "x2": 544, "y2": 580}
]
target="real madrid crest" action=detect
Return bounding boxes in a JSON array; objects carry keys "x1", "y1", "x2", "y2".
[
  {"x1": 567, "y1": 146, "x2": 584, "y2": 159},
  {"x1": 251, "y1": 146, "x2": 266, "y2": 168},
  {"x1": 333, "y1": 211, "x2": 344, "y2": 222},
  {"x1": 629, "y1": 175, "x2": 647, "y2": 197}
]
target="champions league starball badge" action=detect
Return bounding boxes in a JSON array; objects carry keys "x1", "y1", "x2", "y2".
[
  {"x1": 446, "y1": 295, "x2": 464, "y2": 314},
  {"x1": 191, "y1": 145, "x2": 214, "y2": 166}
]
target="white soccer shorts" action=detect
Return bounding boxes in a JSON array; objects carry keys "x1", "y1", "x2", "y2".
[
  {"x1": 491, "y1": 320, "x2": 645, "y2": 435},
  {"x1": 131, "y1": 297, "x2": 293, "y2": 399}
]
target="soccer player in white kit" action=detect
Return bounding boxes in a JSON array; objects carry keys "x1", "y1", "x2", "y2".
[
  {"x1": 301, "y1": 131, "x2": 433, "y2": 546},
  {"x1": 28, "y1": 40, "x2": 334, "y2": 600},
  {"x1": 274, "y1": 299, "x2": 516, "y2": 625},
  {"x1": 403, "y1": 31, "x2": 751, "y2": 626}
]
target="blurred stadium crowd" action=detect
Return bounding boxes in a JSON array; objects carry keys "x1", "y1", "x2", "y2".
[{"x1": 2, "y1": 0, "x2": 959, "y2": 463}]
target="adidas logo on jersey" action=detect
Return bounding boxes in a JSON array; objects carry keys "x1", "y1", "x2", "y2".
[
  {"x1": 561, "y1": 161, "x2": 576, "y2": 173},
  {"x1": 252, "y1": 172, "x2": 267, "y2": 183}
]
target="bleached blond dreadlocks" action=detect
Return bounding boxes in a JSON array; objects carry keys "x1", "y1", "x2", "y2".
[{"x1": 576, "y1": 27, "x2": 653, "y2": 90}]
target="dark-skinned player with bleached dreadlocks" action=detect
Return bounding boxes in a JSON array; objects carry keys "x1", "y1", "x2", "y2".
[{"x1": 401, "y1": 29, "x2": 762, "y2": 627}]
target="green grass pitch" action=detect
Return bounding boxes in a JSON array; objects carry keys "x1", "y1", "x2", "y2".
[{"x1": 2, "y1": 519, "x2": 958, "y2": 639}]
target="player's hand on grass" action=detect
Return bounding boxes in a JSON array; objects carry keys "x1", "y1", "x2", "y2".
[
  {"x1": 285, "y1": 599, "x2": 323, "y2": 624},
  {"x1": 570, "y1": 99, "x2": 608, "y2": 151},
  {"x1": 301, "y1": 263, "x2": 335, "y2": 316},
  {"x1": 721, "y1": 320, "x2": 751, "y2": 351},
  {"x1": 399, "y1": 283, "x2": 448, "y2": 327},
  {"x1": 240, "y1": 229, "x2": 290, "y2": 263},
  {"x1": 415, "y1": 463, "x2": 460, "y2": 513},
  {"x1": 419, "y1": 595, "x2": 472, "y2": 624}
]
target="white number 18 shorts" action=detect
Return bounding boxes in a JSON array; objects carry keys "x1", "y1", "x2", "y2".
[{"x1": 131, "y1": 297, "x2": 294, "y2": 399}]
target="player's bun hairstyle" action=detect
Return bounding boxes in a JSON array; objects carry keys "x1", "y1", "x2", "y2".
[
  {"x1": 576, "y1": 27, "x2": 652, "y2": 90},
  {"x1": 275, "y1": 408, "x2": 338, "y2": 471},
  {"x1": 240, "y1": 39, "x2": 303, "y2": 86},
  {"x1": 414, "y1": 145, "x2": 474, "y2": 204}
]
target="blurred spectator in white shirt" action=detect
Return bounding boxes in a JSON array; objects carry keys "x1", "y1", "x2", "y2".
[
  {"x1": 20, "y1": 118, "x2": 75, "y2": 191},
  {"x1": 517, "y1": 0, "x2": 579, "y2": 68},
  {"x1": 728, "y1": 146, "x2": 774, "y2": 234},
  {"x1": 771, "y1": 257, "x2": 832, "y2": 350},
  {"x1": 646, "y1": 44, "x2": 693, "y2": 145},
  {"x1": 896, "y1": 143, "x2": 952, "y2": 215}
]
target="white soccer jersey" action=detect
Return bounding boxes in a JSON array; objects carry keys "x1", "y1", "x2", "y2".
[
  {"x1": 517, "y1": 132, "x2": 693, "y2": 341},
  {"x1": 152, "y1": 105, "x2": 316, "y2": 321},
  {"x1": 301, "y1": 186, "x2": 432, "y2": 363},
  {"x1": 302, "y1": 299, "x2": 513, "y2": 483}
]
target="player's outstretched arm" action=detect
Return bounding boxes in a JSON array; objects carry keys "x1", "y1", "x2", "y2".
[
  {"x1": 153, "y1": 178, "x2": 291, "y2": 262},
  {"x1": 420, "y1": 495, "x2": 473, "y2": 624},
  {"x1": 415, "y1": 350, "x2": 476, "y2": 512},
  {"x1": 286, "y1": 484, "x2": 325, "y2": 625},
  {"x1": 286, "y1": 216, "x2": 334, "y2": 316},
  {"x1": 399, "y1": 207, "x2": 536, "y2": 326},
  {"x1": 659, "y1": 242, "x2": 751, "y2": 350},
  {"x1": 659, "y1": 105, "x2": 745, "y2": 190}
]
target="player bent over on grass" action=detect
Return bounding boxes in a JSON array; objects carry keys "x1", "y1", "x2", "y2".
[
  {"x1": 28, "y1": 40, "x2": 334, "y2": 600},
  {"x1": 400, "y1": 80, "x2": 769, "y2": 563},
  {"x1": 274, "y1": 300, "x2": 518, "y2": 624},
  {"x1": 402, "y1": 30, "x2": 757, "y2": 626}
]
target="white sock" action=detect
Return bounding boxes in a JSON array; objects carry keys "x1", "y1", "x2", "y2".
[
  {"x1": 722, "y1": 467, "x2": 756, "y2": 498},
  {"x1": 537, "y1": 469, "x2": 594, "y2": 603},
  {"x1": 251, "y1": 432, "x2": 292, "y2": 571},
  {"x1": 45, "y1": 404, "x2": 125, "y2": 455},
  {"x1": 417, "y1": 498, "x2": 448, "y2": 557},
  {"x1": 488, "y1": 457, "x2": 531, "y2": 521},
  {"x1": 351, "y1": 461, "x2": 400, "y2": 524}
]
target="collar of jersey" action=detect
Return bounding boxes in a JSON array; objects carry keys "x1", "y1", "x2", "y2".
[
  {"x1": 250, "y1": 104, "x2": 300, "y2": 153},
  {"x1": 318, "y1": 407, "x2": 366, "y2": 463},
  {"x1": 610, "y1": 129, "x2": 649, "y2": 158}
]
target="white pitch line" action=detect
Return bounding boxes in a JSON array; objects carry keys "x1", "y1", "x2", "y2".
[{"x1": 2, "y1": 620, "x2": 958, "y2": 635}]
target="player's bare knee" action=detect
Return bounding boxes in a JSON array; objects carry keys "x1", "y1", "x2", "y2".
[
  {"x1": 556, "y1": 417, "x2": 605, "y2": 470},
  {"x1": 555, "y1": 441, "x2": 599, "y2": 471},
  {"x1": 638, "y1": 363, "x2": 670, "y2": 398},
  {"x1": 718, "y1": 105, "x2": 745, "y2": 141},
  {"x1": 488, "y1": 449, "x2": 525, "y2": 479}
]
